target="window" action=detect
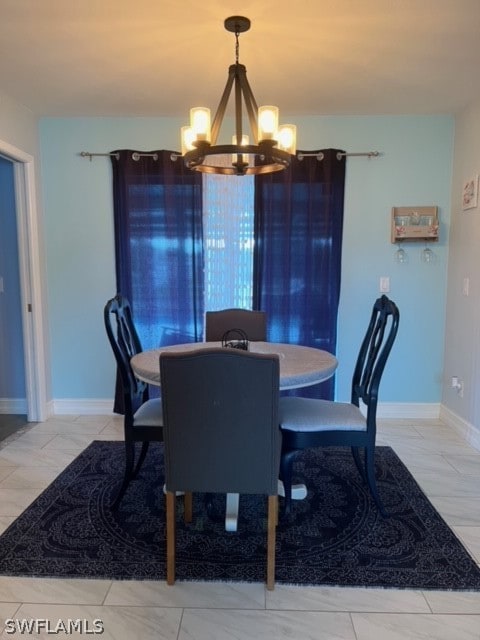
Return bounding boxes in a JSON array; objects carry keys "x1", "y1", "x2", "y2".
[{"x1": 203, "y1": 165, "x2": 254, "y2": 311}]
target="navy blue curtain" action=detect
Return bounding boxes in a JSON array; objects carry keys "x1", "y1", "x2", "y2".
[
  {"x1": 111, "y1": 150, "x2": 203, "y2": 408},
  {"x1": 253, "y1": 149, "x2": 346, "y2": 399}
]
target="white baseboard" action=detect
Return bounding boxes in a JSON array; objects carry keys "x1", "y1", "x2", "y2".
[
  {"x1": 51, "y1": 399, "x2": 116, "y2": 417},
  {"x1": 376, "y1": 403, "x2": 440, "y2": 420},
  {"x1": 440, "y1": 404, "x2": 480, "y2": 452},
  {"x1": 0, "y1": 398, "x2": 28, "y2": 414}
]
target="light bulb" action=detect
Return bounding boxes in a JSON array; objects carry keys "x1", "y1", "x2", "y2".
[
  {"x1": 258, "y1": 106, "x2": 279, "y2": 141},
  {"x1": 278, "y1": 125, "x2": 297, "y2": 154},
  {"x1": 232, "y1": 134, "x2": 249, "y2": 164},
  {"x1": 190, "y1": 107, "x2": 211, "y2": 142},
  {"x1": 181, "y1": 126, "x2": 195, "y2": 155}
]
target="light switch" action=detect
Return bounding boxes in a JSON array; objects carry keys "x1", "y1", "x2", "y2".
[
  {"x1": 380, "y1": 276, "x2": 390, "y2": 293},
  {"x1": 0, "y1": 277, "x2": 3, "y2": 293},
  {"x1": 463, "y1": 277, "x2": 470, "y2": 296}
]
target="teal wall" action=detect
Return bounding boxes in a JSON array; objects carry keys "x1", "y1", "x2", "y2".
[{"x1": 39, "y1": 115, "x2": 453, "y2": 402}]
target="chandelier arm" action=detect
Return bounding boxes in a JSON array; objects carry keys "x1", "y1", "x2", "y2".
[
  {"x1": 237, "y1": 67, "x2": 259, "y2": 144},
  {"x1": 234, "y1": 67, "x2": 243, "y2": 144},
  {"x1": 211, "y1": 66, "x2": 236, "y2": 145}
]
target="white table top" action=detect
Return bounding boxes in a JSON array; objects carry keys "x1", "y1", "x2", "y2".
[{"x1": 131, "y1": 341, "x2": 338, "y2": 390}]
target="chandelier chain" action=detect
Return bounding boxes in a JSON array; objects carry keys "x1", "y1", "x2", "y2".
[{"x1": 235, "y1": 30, "x2": 240, "y2": 64}]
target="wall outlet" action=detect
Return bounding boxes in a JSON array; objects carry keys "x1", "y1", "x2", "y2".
[{"x1": 451, "y1": 376, "x2": 464, "y2": 396}]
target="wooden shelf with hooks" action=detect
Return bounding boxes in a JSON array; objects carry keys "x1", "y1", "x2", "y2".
[{"x1": 391, "y1": 206, "x2": 439, "y2": 243}]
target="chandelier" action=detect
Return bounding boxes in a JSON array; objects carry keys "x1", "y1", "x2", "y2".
[{"x1": 180, "y1": 16, "x2": 297, "y2": 176}]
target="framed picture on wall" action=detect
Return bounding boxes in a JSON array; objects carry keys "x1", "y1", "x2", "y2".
[{"x1": 462, "y1": 175, "x2": 478, "y2": 210}]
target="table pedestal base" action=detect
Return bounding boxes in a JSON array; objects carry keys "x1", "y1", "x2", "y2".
[
  {"x1": 277, "y1": 480, "x2": 307, "y2": 500},
  {"x1": 224, "y1": 482, "x2": 307, "y2": 532},
  {"x1": 225, "y1": 493, "x2": 240, "y2": 532}
]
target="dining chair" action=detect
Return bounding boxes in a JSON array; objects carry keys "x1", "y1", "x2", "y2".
[
  {"x1": 279, "y1": 295, "x2": 400, "y2": 517},
  {"x1": 205, "y1": 308, "x2": 267, "y2": 342},
  {"x1": 160, "y1": 347, "x2": 281, "y2": 589},
  {"x1": 104, "y1": 294, "x2": 163, "y2": 509}
]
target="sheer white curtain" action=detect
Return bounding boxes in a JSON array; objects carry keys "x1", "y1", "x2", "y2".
[{"x1": 203, "y1": 155, "x2": 254, "y2": 311}]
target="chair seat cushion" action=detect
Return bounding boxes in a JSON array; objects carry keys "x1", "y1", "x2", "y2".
[
  {"x1": 279, "y1": 397, "x2": 366, "y2": 433},
  {"x1": 133, "y1": 398, "x2": 163, "y2": 427}
]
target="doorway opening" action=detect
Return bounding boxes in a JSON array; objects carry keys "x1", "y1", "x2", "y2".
[
  {"x1": 0, "y1": 155, "x2": 26, "y2": 414},
  {"x1": 0, "y1": 138, "x2": 48, "y2": 422}
]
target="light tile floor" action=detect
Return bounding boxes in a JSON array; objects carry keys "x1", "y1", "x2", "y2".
[{"x1": 0, "y1": 415, "x2": 478, "y2": 639}]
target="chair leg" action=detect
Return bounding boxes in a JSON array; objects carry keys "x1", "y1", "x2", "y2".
[
  {"x1": 351, "y1": 446, "x2": 366, "y2": 481},
  {"x1": 166, "y1": 491, "x2": 176, "y2": 585},
  {"x1": 111, "y1": 441, "x2": 136, "y2": 510},
  {"x1": 266, "y1": 495, "x2": 277, "y2": 590},
  {"x1": 364, "y1": 446, "x2": 388, "y2": 518},
  {"x1": 279, "y1": 449, "x2": 296, "y2": 515},
  {"x1": 132, "y1": 441, "x2": 149, "y2": 479}
]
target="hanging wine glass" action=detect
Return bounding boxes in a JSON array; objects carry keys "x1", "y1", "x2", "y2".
[
  {"x1": 395, "y1": 246, "x2": 408, "y2": 263},
  {"x1": 421, "y1": 245, "x2": 435, "y2": 263}
]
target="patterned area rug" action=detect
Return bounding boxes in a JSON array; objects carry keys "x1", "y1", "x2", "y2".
[{"x1": 0, "y1": 441, "x2": 479, "y2": 589}]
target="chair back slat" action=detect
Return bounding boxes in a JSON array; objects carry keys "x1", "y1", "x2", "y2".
[
  {"x1": 352, "y1": 295, "x2": 400, "y2": 407},
  {"x1": 104, "y1": 295, "x2": 147, "y2": 411}
]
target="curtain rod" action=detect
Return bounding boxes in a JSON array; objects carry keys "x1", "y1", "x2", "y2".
[
  {"x1": 297, "y1": 151, "x2": 380, "y2": 161},
  {"x1": 79, "y1": 150, "x2": 380, "y2": 162},
  {"x1": 79, "y1": 151, "x2": 158, "y2": 161}
]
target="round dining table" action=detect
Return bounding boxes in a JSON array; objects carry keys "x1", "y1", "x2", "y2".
[
  {"x1": 131, "y1": 341, "x2": 338, "y2": 531},
  {"x1": 131, "y1": 341, "x2": 338, "y2": 391}
]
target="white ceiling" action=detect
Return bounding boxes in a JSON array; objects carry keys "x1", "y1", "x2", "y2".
[{"x1": 2, "y1": 0, "x2": 480, "y2": 118}]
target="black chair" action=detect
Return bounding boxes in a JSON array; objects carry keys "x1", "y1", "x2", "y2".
[
  {"x1": 104, "y1": 294, "x2": 163, "y2": 509},
  {"x1": 205, "y1": 308, "x2": 267, "y2": 342},
  {"x1": 279, "y1": 295, "x2": 400, "y2": 517},
  {"x1": 160, "y1": 347, "x2": 281, "y2": 589}
]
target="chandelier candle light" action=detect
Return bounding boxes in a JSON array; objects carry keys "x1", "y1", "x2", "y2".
[{"x1": 180, "y1": 16, "x2": 297, "y2": 176}]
